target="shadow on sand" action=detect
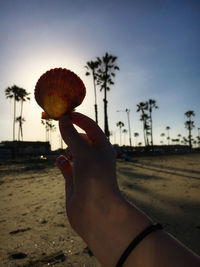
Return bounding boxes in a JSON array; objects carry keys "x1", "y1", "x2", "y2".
[{"x1": 117, "y1": 161, "x2": 200, "y2": 255}]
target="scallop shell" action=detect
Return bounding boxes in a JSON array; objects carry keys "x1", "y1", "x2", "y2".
[{"x1": 35, "y1": 68, "x2": 86, "y2": 120}]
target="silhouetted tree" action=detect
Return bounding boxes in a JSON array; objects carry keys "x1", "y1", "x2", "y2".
[
  {"x1": 196, "y1": 136, "x2": 200, "y2": 147},
  {"x1": 197, "y1": 128, "x2": 200, "y2": 147},
  {"x1": 5, "y1": 85, "x2": 23, "y2": 141},
  {"x1": 41, "y1": 119, "x2": 56, "y2": 144},
  {"x1": 146, "y1": 99, "x2": 158, "y2": 146},
  {"x1": 16, "y1": 116, "x2": 25, "y2": 141},
  {"x1": 193, "y1": 140, "x2": 197, "y2": 147},
  {"x1": 134, "y1": 132, "x2": 139, "y2": 147},
  {"x1": 172, "y1": 138, "x2": 179, "y2": 145},
  {"x1": 182, "y1": 136, "x2": 188, "y2": 145},
  {"x1": 160, "y1": 133, "x2": 165, "y2": 144},
  {"x1": 142, "y1": 113, "x2": 150, "y2": 146},
  {"x1": 116, "y1": 121, "x2": 124, "y2": 146},
  {"x1": 185, "y1": 110, "x2": 195, "y2": 149},
  {"x1": 18, "y1": 88, "x2": 30, "y2": 141},
  {"x1": 166, "y1": 126, "x2": 171, "y2": 145},
  {"x1": 122, "y1": 129, "x2": 128, "y2": 145},
  {"x1": 137, "y1": 102, "x2": 149, "y2": 146},
  {"x1": 85, "y1": 60, "x2": 99, "y2": 124},
  {"x1": 96, "y1": 52, "x2": 119, "y2": 139}
]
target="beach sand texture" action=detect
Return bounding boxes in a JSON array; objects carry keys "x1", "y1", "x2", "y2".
[{"x1": 0, "y1": 153, "x2": 200, "y2": 266}]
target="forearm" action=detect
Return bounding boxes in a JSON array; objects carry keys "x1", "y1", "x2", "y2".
[
  {"x1": 81, "y1": 192, "x2": 152, "y2": 267},
  {"x1": 124, "y1": 227, "x2": 200, "y2": 267},
  {"x1": 79, "y1": 193, "x2": 200, "y2": 267}
]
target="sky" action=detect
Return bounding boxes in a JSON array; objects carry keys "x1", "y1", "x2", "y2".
[{"x1": 0, "y1": 0, "x2": 199, "y2": 150}]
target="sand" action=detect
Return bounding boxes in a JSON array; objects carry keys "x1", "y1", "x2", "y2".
[{"x1": 0, "y1": 153, "x2": 200, "y2": 266}]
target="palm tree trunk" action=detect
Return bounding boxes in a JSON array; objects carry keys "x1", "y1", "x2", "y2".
[
  {"x1": 145, "y1": 121, "x2": 149, "y2": 146},
  {"x1": 94, "y1": 104, "x2": 98, "y2": 124},
  {"x1": 120, "y1": 127, "x2": 122, "y2": 146},
  {"x1": 104, "y1": 79, "x2": 109, "y2": 139},
  {"x1": 189, "y1": 126, "x2": 192, "y2": 149},
  {"x1": 18, "y1": 120, "x2": 20, "y2": 141},
  {"x1": 20, "y1": 100, "x2": 24, "y2": 141},
  {"x1": 93, "y1": 73, "x2": 98, "y2": 124},
  {"x1": 104, "y1": 97, "x2": 109, "y2": 139},
  {"x1": 150, "y1": 112, "x2": 153, "y2": 146},
  {"x1": 20, "y1": 121, "x2": 23, "y2": 141},
  {"x1": 13, "y1": 98, "x2": 16, "y2": 141},
  {"x1": 143, "y1": 122, "x2": 146, "y2": 146},
  {"x1": 47, "y1": 129, "x2": 50, "y2": 142}
]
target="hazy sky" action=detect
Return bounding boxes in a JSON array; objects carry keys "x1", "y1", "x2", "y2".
[{"x1": 0, "y1": 0, "x2": 199, "y2": 149}]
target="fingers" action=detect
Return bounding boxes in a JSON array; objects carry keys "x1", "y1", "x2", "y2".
[
  {"x1": 56, "y1": 155, "x2": 73, "y2": 193},
  {"x1": 65, "y1": 133, "x2": 91, "y2": 161},
  {"x1": 66, "y1": 147, "x2": 73, "y2": 161},
  {"x1": 79, "y1": 133, "x2": 93, "y2": 146},
  {"x1": 59, "y1": 112, "x2": 109, "y2": 152},
  {"x1": 59, "y1": 114, "x2": 89, "y2": 156},
  {"x1": 71, "y1": 112, "x2": 109, "y2": 148}
]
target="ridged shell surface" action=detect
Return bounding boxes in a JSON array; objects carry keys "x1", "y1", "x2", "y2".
[{"x1": 35, "y1": 68, "x2": 86, "y2": 120}]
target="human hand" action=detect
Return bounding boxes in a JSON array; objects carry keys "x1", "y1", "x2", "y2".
[
  {"x1": 56, "y1": 112, "x2": 120, "y2": 239},
  {"x1": 55, "y1": 112, "x2": 200, "y2": 267}
]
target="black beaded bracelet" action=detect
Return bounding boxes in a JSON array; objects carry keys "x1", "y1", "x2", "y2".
[{"x1": 116, "y1": 223, "x2": 163, "y2": 267}]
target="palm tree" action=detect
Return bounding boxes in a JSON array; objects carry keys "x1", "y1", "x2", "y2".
[
  {"x1": 110, "y1": 130, "x2": 116, "y2": 144},
  {"x1": 160, "y1": 133, "x2": 165, "y2": 144},
  {"x1": 134, "y1": 132, "x2": 139, "y2": 147},
  {"x1": 85, "y1": 60, "x2": 99, "y2": 124},
  {"x1": 141, "y1": 113, "x2": 150, "y2": 146},
  {"x1": 116, "y1": 121, "x2": 124, "y2": 146},
  {"x1": 137, "y1": 102, "x2": 149, "y2": 146},
  {"x1": 5, "y1": 85, "x2": 23, "y2": 141},
  {"x1": 96, "y1": 52, "x2": 119, "y2": 139},
  {"x1": 18, "y1": 88, "x2": 30, "y2": 141},
  {"x1": 146, "y1": 99, "x2": 158, "y2": 146},
  {"x1": 18, "y1": 88, "x2": 30, "y2": 120},
  {"x1": 185, "y1": 110, "x2": 195, "y2": 149},
  {"x1": 16, "y1": 116, "x2": 25, "y2": 141},
  {"x1": 193, "y1": 140, "x2": 197, "y2": 148},
  {"x1": 196, "y1": 136, "x2": 200, "y2": 148},
  {"x1": 41, "y1": 119, "x2": 56, "y2": 144},
  {"x1": 122, "y1": 129, "x2": 128, "y2": 146},
  {"x1": 166, "y1": 126, "x2": 171, "y2": 145},
  {"x1": 182, "y1": 136, "x2": 188, "y2": 145},
  {"x1": 48, "y1": 120, "x2": 56, "y2": 145},
  {"x1": 41, "y1": 120, "x2": 49, "y2": 142}
]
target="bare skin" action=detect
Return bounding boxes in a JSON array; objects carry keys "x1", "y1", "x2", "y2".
[{"x1": 56, "y1": 112, "x2": 200, "y2": 267}]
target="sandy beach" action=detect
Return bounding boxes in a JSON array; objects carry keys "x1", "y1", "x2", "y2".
[{"x1": 0, "y1": 153, "x2": 200, "y2": 266}]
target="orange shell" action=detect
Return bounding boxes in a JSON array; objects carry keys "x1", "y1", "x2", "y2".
[{"x1": 35, "y1": 68, "x2": 86, "y2": 120}]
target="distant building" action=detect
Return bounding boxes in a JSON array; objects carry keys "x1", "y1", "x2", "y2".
[
  {"x1": 0, "y1": 141, "x2": 51, "y2": 158},
  {"x1": 114, "y1": 144, "x2": 191, "y2": 159}
]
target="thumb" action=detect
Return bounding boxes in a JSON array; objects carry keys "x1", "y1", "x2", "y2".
[{"x1": 56, "y1": 155, "x2": 73, "y2": 197}]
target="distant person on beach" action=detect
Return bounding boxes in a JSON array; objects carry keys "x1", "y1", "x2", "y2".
[{"x1": 56, "y1": 112, "x2": 200, "y2": 267}]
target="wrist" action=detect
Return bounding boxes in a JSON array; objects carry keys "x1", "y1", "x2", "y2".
[{"x1": 81, "y1": 192, "x2": 152, "y2": 267}]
